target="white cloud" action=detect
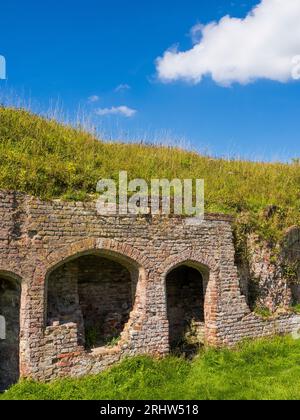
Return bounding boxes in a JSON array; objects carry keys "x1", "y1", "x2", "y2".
[
  {"x1": 95, "y1": 106, "x2": 137, "y2": 117},
  {"x1": 156, "y1": 0, "x2": 300, "y2": 86},
  {"x1": 115, "y1": 84, "x2": 131, "y2": 92},
  {"x1": 88, "y1": 95, "x2": 100, "y2": 103}
]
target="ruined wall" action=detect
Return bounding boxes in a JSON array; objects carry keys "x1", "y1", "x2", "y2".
[
  {"x1": 0, "y1": 190, "x2": 299, "y2": 387},
  {"x1": 237, "y1": 230, "x2": 300, "y2": 313}
]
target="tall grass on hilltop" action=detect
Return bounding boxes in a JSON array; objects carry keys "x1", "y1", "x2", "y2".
[
  {"x1": 0, "y1": 87, "x2": 193, "y2": 149},
  {"x1": 2, "y1": 336, "x2": 300, "y2": 400},
  {"x1": 0, "y1": 107, "x2": 299, "y2": 241}
]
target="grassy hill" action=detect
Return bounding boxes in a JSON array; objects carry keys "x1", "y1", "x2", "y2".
[
  {"x1": 1, "y1": 337, "x2": 300, "y2": 400},
  {"x1": 0, "y1": 106, "x2": 299, "y2": 241}
]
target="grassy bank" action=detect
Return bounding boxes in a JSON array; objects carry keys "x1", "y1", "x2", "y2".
[
  {"x1": 1, "y1": 336, "x2": 300, "y2": 400},
  {"x1": 0, "y1": 107, "x2": 299, "y2": 240}
]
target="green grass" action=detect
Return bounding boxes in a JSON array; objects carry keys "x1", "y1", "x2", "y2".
[
  {"x1": 254, "y1": 306, "x2": 273, "y2": 319},
  {"x1": 1, "y1": 336, "x2": 300, "y2": 400},
  {"x1": 292, "y1": 304, "x2": 300, "y2": 314},
  {"x1": 0, "y1": 107, "x2": 299, "y2": 241}
]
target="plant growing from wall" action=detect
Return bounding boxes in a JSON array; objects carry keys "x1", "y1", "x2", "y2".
[
  {"x1": 184, "y1": 319, "x2": 204, "y2": 346},
  {"x1": 254, "y1": 305, "x2": 272, "y2": 319},
  {"x1": 85, "y1": 326, "x2": 99, "y2": 349},
  {"x1": 104, "y1": 336, "x2": 121, "y2": 348},
  {"x1": 281, "y1": 261, "x2": 300, "y2": 286},
  {"x1": 291, "y1": 304, "x2": 300, "y2": 314}
]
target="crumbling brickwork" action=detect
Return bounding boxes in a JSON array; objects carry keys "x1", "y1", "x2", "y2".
[
  {"x1": 0, "y1": 190, "x2": 299, "y2": 390},
  {"x1": 237, "y1": 229, "x2": 300, "y2": 312}
]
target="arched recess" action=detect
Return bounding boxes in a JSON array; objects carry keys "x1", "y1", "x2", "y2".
[
  {"x1": 45, "y1": 239, "x2": 150, "y2": 350},
  {"x1": 0, "y1": 270, "x2": 22, "y2": 391},
  {"x1": 161, "y1": 251, "x2": 218, "y2": 352}
]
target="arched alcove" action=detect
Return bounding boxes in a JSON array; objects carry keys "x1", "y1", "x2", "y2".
[
  {"x1": 46, "y1": 253, "x2": 137, "y2": 350},
  {"x1": 166, "y1": 264, "x2": 207, "y2": 353},
  {"x1": 0, "y1": 273, "x2": 21, "y2": 391}
]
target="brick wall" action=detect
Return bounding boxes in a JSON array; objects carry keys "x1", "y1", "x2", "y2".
[{"x1": 0, "y1": 190, "x2": 299, "y2": 387}]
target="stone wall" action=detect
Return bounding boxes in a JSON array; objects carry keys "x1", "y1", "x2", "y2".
[{"x1": 0, "y1": 190, "x2": 299, "y2": 388}]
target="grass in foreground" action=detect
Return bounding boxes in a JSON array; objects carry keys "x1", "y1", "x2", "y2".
[
  {"x1": 2, "y1": 336, "x2": 300, "y2": 400},
  {"x1": 0, "y1": 107, "x2": 300, "y2": 241}
]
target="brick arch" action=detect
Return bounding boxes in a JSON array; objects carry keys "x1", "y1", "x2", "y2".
[
  {"x1": 160, "y1": 250, "x2": 220, "y2": 347},
  {"x1": 0, "y1": 269, "x2": 23, "y2": 283},
  {"x1": 41, "y1": 238, "x2": 151, "y2": 351},
  {"x1": 159, "y1": 250, "x2": 219, "y2": 278},
  {"x1": 44, "y1": 238, "x2": 153, "y2": 276}
]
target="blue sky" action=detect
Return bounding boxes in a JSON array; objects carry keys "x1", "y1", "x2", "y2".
[{"x1": 0, "y1": 0, "x2": 300, "y2": 161}]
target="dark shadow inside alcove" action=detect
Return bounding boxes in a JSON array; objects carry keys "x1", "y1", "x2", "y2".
[
  {"x1": 47, "y1": 254, "x2": 134, "y2": 350},
  {"x1": 166, "y1": 265, "x2": 205, "y2": 357},
  {"x1": 0, "y1": 275, "x2": 21, "y2": 391}
]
